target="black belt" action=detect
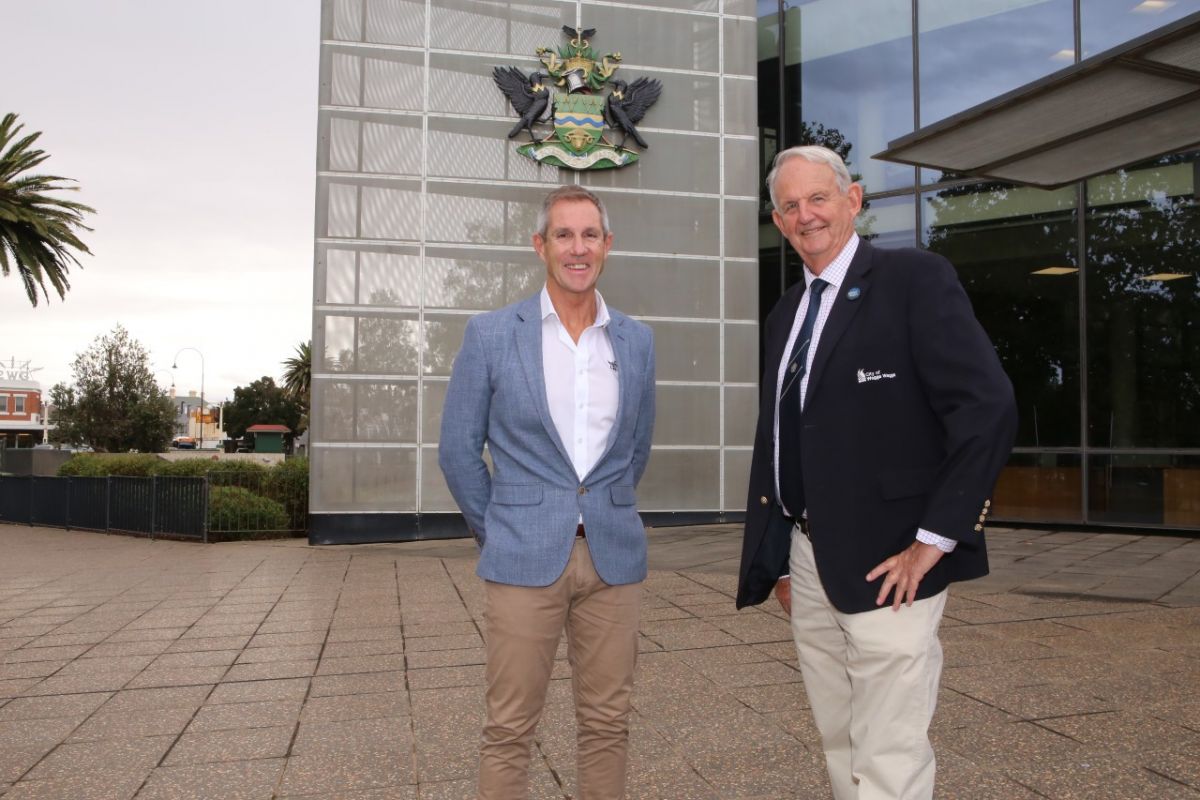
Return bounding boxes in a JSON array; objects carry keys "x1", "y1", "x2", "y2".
[{"x1": 576, "y1": 524, "x2": 586, "y2": 538}]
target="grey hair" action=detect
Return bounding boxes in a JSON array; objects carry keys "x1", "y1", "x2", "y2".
[
  {"x1": 766, "y1": 146, "x2": 854, "y2": 208},
  {"x1": 536, "y1": 185, "x2": 611, "y2": 237}
]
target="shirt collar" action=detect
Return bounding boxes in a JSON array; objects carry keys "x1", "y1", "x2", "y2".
[
  {"x1": 804, "y1": 233, "x2": 859, "y2": 291},
  {"x1": 540, "y1": 285, "x2": 611, "y2": 328}
]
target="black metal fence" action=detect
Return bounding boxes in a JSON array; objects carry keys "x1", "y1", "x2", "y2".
[
  {"x1": 0, "y1": 476, "x2": 208, "y2": 540},
  {"x1": 0, "y1": 469, "x2": 308, "y2": 541}
]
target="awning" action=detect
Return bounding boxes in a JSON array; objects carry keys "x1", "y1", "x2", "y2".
[{"x1": 874, "y1": 12, "x2": 1200, "y2": 188}]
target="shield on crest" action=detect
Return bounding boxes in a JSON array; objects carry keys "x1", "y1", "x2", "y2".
[{"x1": 553, "y1": 93, "x2": 606, "y2": 153}]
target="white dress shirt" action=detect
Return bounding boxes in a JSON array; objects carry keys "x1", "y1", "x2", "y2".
[
  {"x1": 771, "y1": 236, "x2": 956, "y2": 553},
  {"x1": 540, "y1": 287, "x2": 619, "y2": 482}
]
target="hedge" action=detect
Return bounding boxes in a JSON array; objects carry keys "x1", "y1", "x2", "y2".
[{"x1": 207, "y1": 486, "x2": 289, "y2": 540}]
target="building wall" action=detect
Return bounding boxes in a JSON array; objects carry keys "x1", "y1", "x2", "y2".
[
  {"x1": 311, "y1": 0, "x2": 759, "y2": 535},
  {"x1": 756, "y1": 0, "x2": 1200, "y2": 530},
  {"x1": 0, "y1": 389, "x2": 40, "y2": 422}
]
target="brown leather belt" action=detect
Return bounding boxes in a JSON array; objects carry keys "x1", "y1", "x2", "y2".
[{"x1": 576, "y1": 524, "x2": 586, "y2": 538}]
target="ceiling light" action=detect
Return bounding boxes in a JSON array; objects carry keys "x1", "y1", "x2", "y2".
[
  {"x1": 1138, "y1": 272, "x2": 1190, "y2": 281},
  {"x1": 1031, "y1": 266, "x2": 1079, "y2": 276},
  {"x1": 1132, "y1": 1, "x2": 1175, "y2": 13}
]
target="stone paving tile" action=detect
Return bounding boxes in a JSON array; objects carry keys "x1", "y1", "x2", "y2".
[
  {"x1": 277, "y1": 751, "x2": 415, "y2": 796},
  {"x1": 299, "y1": 691, "x2": 409, "y2": 723},
  {"x1": 207, "y1": 677, "x2": 309, "y2": 705},
  {"x1": 1008, "y1": 756, "x2": 1200, "y2": 800},
  {"x1": 0, "y1": 691, "x2": 110, "y2": 721},
  {"x1": 66, "y1": 705, "x2": 197, "y2": 742},
  {"x1": 292, "y1": 716, "x2": 411, "y2": 756},
  {"x1": 308, "y1": 670, "x2": 405, "y2": 697},
  {"x1": 1, "y1": 767, "x2": 149, "y2": 800},
  {"x1": 125, "y1": 665, "x2": 227, "y2": 690},
  {"x1": 134, "y1": 758, "x2": 285, "y2": 800},
  {"x1": 148, "y1": 649, "x2": 239, "y2": 670},
  {"x1": 163, "y1": 725, "x2": 294, "y2": 765},
  {"x1": 22, "y1": 735, "x2": 173, "y2": 782},
  {"x1": 186, "y1": 699, "x2": 302, "y2": 733},
  {"x1": 164, "y1": 634, "x2": 253, "y2": 653}
]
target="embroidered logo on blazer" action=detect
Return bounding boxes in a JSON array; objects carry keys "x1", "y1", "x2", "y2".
[{"x1": 857, "y1": 369, "x2": 896, "y2": 384}]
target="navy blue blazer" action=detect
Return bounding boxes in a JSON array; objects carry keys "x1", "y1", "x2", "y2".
[{"x1": 737, "y1": 241, "x2": 1017, "y2": 613}]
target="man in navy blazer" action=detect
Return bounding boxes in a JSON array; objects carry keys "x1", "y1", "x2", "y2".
[
  {"x1": 738, "y1": 146, "x2": 1016, "y2": 800},
  {"x1": 439, "y1": 185, "x2": 655, "y2": 800}
]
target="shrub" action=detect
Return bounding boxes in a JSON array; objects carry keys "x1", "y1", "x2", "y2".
[
  {"x1": 206, "y1": 460, "x2": 270, "y2": 484},
  {"x1": 264, "y1": 457, "x2": 308, "y2": 531},
  {"x1": 207, "y1": 486, "x2": 289, "y2": 541},
  {"x1": 57, "y1": 453, "x2": 162, "y2": 477},
  {"x1": 155, "y1": 459, "x2": 217, "y2": 477}
]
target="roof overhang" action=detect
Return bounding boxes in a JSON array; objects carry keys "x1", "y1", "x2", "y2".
[{"x1": 874, "y1": 12, "x2": 1200, "y2": 188}]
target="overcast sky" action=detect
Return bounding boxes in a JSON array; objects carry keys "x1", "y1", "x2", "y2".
[{"x1": 1, "y1": 0, "x2": 320, "y2": 402}]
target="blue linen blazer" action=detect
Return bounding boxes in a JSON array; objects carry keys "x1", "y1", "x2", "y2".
[{"x1": 438, "y1": 293, "x2": 656, "y2": 588}]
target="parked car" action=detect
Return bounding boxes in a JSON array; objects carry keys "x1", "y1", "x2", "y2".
[{"x1": 172, "y1": 437, "x2": 197, "y2": 450}]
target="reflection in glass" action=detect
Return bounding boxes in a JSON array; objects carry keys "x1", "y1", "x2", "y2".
[
  {"x1": 1086, "y1": 157, "x2": 1200, "y2": 448},
  {"x1": 357, "y1": 317, "x2": 420, "y2": 374},
  {"x1": 992, "y1": 452, "x2": 1082, "y2": 523},
  {"x1": 1082, "y1": 0, "x2": 1200, "y2": 57},
  {"x1": 922, "y1": 182, "x2": 1080, "y2": 447},
  {"x1": 1089, "y1": 454, "x2": 1200, "y2": 527},
  {"x1": 918, "y1": 0, "x2": 1073, "y2": 145},
  {"x1": 856, "y1": 194, "x2": 915, "y2": 250},
  {"x1": 783, "y1": 0, "x2": 914, "y2": 192}
]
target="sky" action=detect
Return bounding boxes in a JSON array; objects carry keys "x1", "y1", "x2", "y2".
[{"x1": 1, "y1": 0, "x2": 321, "y2": 402}]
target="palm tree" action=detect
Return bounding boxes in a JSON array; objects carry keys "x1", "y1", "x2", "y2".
[
  {"x1": 282, "y1": 340, "x2": 311, "y2": 434},
  {"x1": 0, "y1": 112, "x2": 94, "y2": 306}
]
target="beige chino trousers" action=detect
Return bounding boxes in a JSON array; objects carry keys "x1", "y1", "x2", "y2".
[
  {"x1": 479, "y1": 538, "x2": 641, "y2": 800},
  {"x1": 789, "y1": 529, "x2": 947, "y2": 800}
]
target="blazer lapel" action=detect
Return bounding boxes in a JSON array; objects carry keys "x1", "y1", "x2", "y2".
[
  {"x1": 806, "y1": 242, "x2": 874, "y2": 406},
  {"x1": 514, "y1": 295, "x2": 573, "y2": 470},
  {"x1": 762, "y1": 283, "x2": 806, "y2": 420}
]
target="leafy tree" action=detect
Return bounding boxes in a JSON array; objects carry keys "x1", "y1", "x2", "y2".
[
  {"x1": 49, "y1": 325, "x2": 175, "y2": 452},
  {"x1": 222, "y1": 376, "x2": 304, "y2": 440},
  {"x1": 282, "y1": 340, "x2": 311, "y2": 432},
  {"x1": 0, "y1": 112, "x2": 94, "y2": 305}
]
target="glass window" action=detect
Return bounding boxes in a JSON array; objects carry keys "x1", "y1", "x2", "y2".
[
  {"x1": 1085, "y1": 155, "x2": 1200, "y2": 448},
  {"x1": 784, "y1": 0, "x2": 914, "y2": 193},
  {"x1": 922, "y1": 182, "x2": 1080, "y2": 447},
  {"x1": 993, "y1": 452, "x2": 1083, "y2": 523},
  {"x1": 14, "y1": 396, "x2": 25, "y2": 414},
  {"x1": 1082, "y1": 0, "x2": 1200, "y2": 57},
  {"x1": 1089, "y1": 453, "x2": 1200, "y2": 528},
  {"x1": 858, "y1": 194, "x2": 916, "y2": 250},
  {"x1": 918, "y1": 1, "x2": 1074, "y2": 133},
  {"x1": 0, "y1": 395, "x2": 8, "y2": 414}
]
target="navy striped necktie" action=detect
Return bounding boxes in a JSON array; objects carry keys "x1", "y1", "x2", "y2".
[{"x1": 777, "y1": 278, "x2": 827, "y2": 515}]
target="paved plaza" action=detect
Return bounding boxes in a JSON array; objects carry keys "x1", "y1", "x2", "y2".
[{"x1": 1, "y1": 521, "x2": 1199, "y2": 799}]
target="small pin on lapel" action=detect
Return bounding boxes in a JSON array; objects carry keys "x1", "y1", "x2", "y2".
[{"x1": 847, "y1": 287, "x2": 862, "y2": 301}]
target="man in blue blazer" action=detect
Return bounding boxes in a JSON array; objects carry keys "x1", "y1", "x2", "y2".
[
  {"x1": 439, "y1": 185, "x2": 655, "y2": 800},
  {"x1": 738, "y1": 147, "x2": 1017, "y2": 800}
]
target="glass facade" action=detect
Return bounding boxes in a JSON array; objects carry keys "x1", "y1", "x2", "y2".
[
  {"x1": 312, "y1": 0, "x2": 759, "y2": 537},
  {"x1": 311, "y1": 0, "x2": 1199, "y2": 537},
  {"x1": 757, "y1": 0, "x2": 1200, "y2": 530}
]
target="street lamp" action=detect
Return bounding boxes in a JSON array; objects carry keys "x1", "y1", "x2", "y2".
[{"x1": 172, "y1": 347, "x2": 205, "y2": 449}]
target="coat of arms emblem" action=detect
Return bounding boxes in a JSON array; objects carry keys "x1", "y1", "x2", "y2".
[{"x1": 493, "y1": 26, "x2": 663, "y2": 171}]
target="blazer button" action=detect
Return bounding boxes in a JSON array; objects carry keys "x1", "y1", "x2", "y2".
[
  {"x1": 978, "y1": 514, "x2": 986, "y2": 522},
  {"x1": 974, "y1": 523, "x2": 983, "y2": 532},
  {"x1": 760, "y1": 496, "x2": 769, "y2": 506},
  {"x1": 578, "y1": 486, "x2": 588, "y2": 495},
  {"x1": 984, "y1": 499, "x2": 992, "y2": 508}
]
